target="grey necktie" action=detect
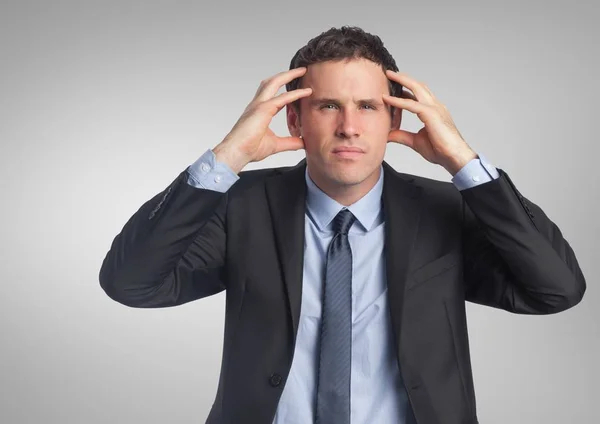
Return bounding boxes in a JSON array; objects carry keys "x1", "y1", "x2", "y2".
[{"x1": 315, "y1": 208, "x2": 356, "y2": 424}]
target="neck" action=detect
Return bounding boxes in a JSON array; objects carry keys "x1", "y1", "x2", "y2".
[{"x1": 307, "y1": 165, "x2": 381, "y2": 206}]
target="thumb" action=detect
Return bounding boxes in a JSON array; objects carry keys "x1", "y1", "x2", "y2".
[
  {"x1": 388, "y1": 129, "x2": 416, "y2": 149},
  {"x1": 275, "y1": 136, "x2": 305, "y2": 153}
]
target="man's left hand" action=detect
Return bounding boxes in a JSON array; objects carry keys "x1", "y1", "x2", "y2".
[{"x1": 383, "y1": 70, "x2": 477, "y2": 176}]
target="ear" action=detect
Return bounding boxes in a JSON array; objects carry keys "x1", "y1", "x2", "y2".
[
  {"x1": 286, "y1": 104, "x2": 301, "y2": 138},
  {"x1": 391, "y1": 106, "x2": 402, "y2": 131}
]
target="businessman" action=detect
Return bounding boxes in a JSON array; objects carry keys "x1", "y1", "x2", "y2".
[{"x1": 99, "y1": 26, "x2": 586, "y2": 424}]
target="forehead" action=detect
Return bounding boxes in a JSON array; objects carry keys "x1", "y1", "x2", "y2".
[{"x1": 300, "y1": 58, "x2": 389, "y2": 95}]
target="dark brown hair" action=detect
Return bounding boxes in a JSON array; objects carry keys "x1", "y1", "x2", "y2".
[{"x1": 286, "y1": 26, "x2": 403, "y2": 119}]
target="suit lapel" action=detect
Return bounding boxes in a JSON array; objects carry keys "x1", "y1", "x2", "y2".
[
  {"x1": 381, "y1": 161, "x2": 424, "y2": 359},
  {"x1": 265, "y1": 159, "x2": 424, "y2": 354},
  {"x1": 265, "y1": 159, "x2": 308, "y2": 341}
]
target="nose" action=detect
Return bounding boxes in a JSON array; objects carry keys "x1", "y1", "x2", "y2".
[{"x1": 335, "y1": 108, "x2": 361, "y2": 139}]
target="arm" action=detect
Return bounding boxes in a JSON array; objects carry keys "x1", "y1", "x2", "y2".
[
  {"x1": 98, "y1": 149, "x2": 238, "y2": 308},
  {"x1": 459, "y1": 166, "x2": 586, "y2": 314},
  {"x1": 99, "y1": 67, "x2": 313, "y2": 308},
  {"x1": 380, "y1": 69, "x2": 585, "y2": 313}
]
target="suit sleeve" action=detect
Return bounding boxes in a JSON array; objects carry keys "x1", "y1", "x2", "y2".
[
  {"x1": 460, "y1": 168, "x2": 586, "y2": 314},
  {"x1": 98, "y1": 150, "x2": 238, "y2": 308}
]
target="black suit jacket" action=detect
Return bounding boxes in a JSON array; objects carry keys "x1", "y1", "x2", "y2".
[{"x1": 99, "y1": 158, "x2": 586, "y2": 424}]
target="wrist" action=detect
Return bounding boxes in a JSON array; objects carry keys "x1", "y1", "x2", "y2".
[
  {"x1": 444, "y1": 149, "x2": 478, "y2": 176},
  {"x1": 212, "y1": 142, "x2": 251, "y2": 174}
]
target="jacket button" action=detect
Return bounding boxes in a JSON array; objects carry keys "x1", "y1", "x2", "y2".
[{"x1": 269, "y1": 373, "x2": 282, "y2": 387}]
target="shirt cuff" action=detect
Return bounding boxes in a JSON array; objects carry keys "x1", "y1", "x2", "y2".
[
  {"x1": 186, "y1": 149, "x2": 240, "y2": 192},
  {"x1": 451, "y1": 153, "x2": 500, "y2": 191}
]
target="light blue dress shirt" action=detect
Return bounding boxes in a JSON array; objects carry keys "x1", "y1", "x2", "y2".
[{"x1": 186, "y1": 149, "x2": 499, "y2": 423}]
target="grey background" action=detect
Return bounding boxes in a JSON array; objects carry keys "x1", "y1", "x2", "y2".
[{"x1": 0, "y1": 0, "x2": 598, "y2": 423}]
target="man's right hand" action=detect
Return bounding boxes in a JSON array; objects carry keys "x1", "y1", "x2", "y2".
[{"x1": 212, "y1": 67, "x2": 313, "y2": 174}]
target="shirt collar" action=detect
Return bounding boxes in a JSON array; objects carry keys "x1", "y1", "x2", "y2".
[{"x1": 305, "y1": 165, "x2": 384, "y2": 233}]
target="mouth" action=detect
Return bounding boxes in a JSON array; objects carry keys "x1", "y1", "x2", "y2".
[{"x1": 332, "y1": 146, "x2": 365, "y2": 159}]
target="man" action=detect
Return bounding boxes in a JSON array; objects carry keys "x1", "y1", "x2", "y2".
[{"x1": 99, "y1": 26, "x2": 586, "y2": 424}]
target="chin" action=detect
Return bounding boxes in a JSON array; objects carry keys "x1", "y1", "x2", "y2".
[
  {"x1": 326, "y1": 166, "x2": 374, "y2": 187},
  {"x1": 307, "y1": 154, "x2": 379, "y2": 187}
]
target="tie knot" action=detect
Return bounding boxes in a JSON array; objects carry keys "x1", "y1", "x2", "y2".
[{"x1": 332, "y1": 209, "x2": 356, "y2": 235}]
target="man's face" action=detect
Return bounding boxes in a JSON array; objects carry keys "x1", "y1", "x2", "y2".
[{"x1": 287, "y1": 58, "x2": 401, "y2": 191}]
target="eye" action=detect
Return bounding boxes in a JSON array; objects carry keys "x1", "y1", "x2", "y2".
[{"x1": 320, "y1": 104, "x2": 376, "y2": 110}]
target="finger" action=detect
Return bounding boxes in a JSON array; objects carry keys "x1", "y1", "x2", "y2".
[
  {"x1": 386, "y1": 89, "x2": 418, "y2": 103},
  {"x1": 266, "y1": 87, "x2": 312, "y2": 114},
  {"x1": 382, "y1": 94, "x2": 429, "y2": 115},
  {"x1": 387, "y1": 129, "x2": 416, "y2": 148},
  {"x1": 273, "y1": 135, "x2": 305, "y2": 153},
  {"x1": 399, "y1": 89, "x2": 418, "y2": 101},
  {"x1": 385, "y1": 70, "x2": 435, "y2": 104},
  {"x1": 254, "y1": 67, "x2": 308, "y2": 102}
]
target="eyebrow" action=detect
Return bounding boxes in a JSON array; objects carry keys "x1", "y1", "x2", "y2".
[{"x1": 308, "y1": 97, "x2": 385, "y2": 106}]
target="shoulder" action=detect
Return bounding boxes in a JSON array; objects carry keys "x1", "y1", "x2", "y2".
[
  {"x1": 383, "y1": 161, "x2": 462, "y2": 203},
  {"x1": 227, "y1": 160, "x2": 304, "y2": 196},
  {"x1": 383, "y1": 163, "x2": 465, "y2": 228}
]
